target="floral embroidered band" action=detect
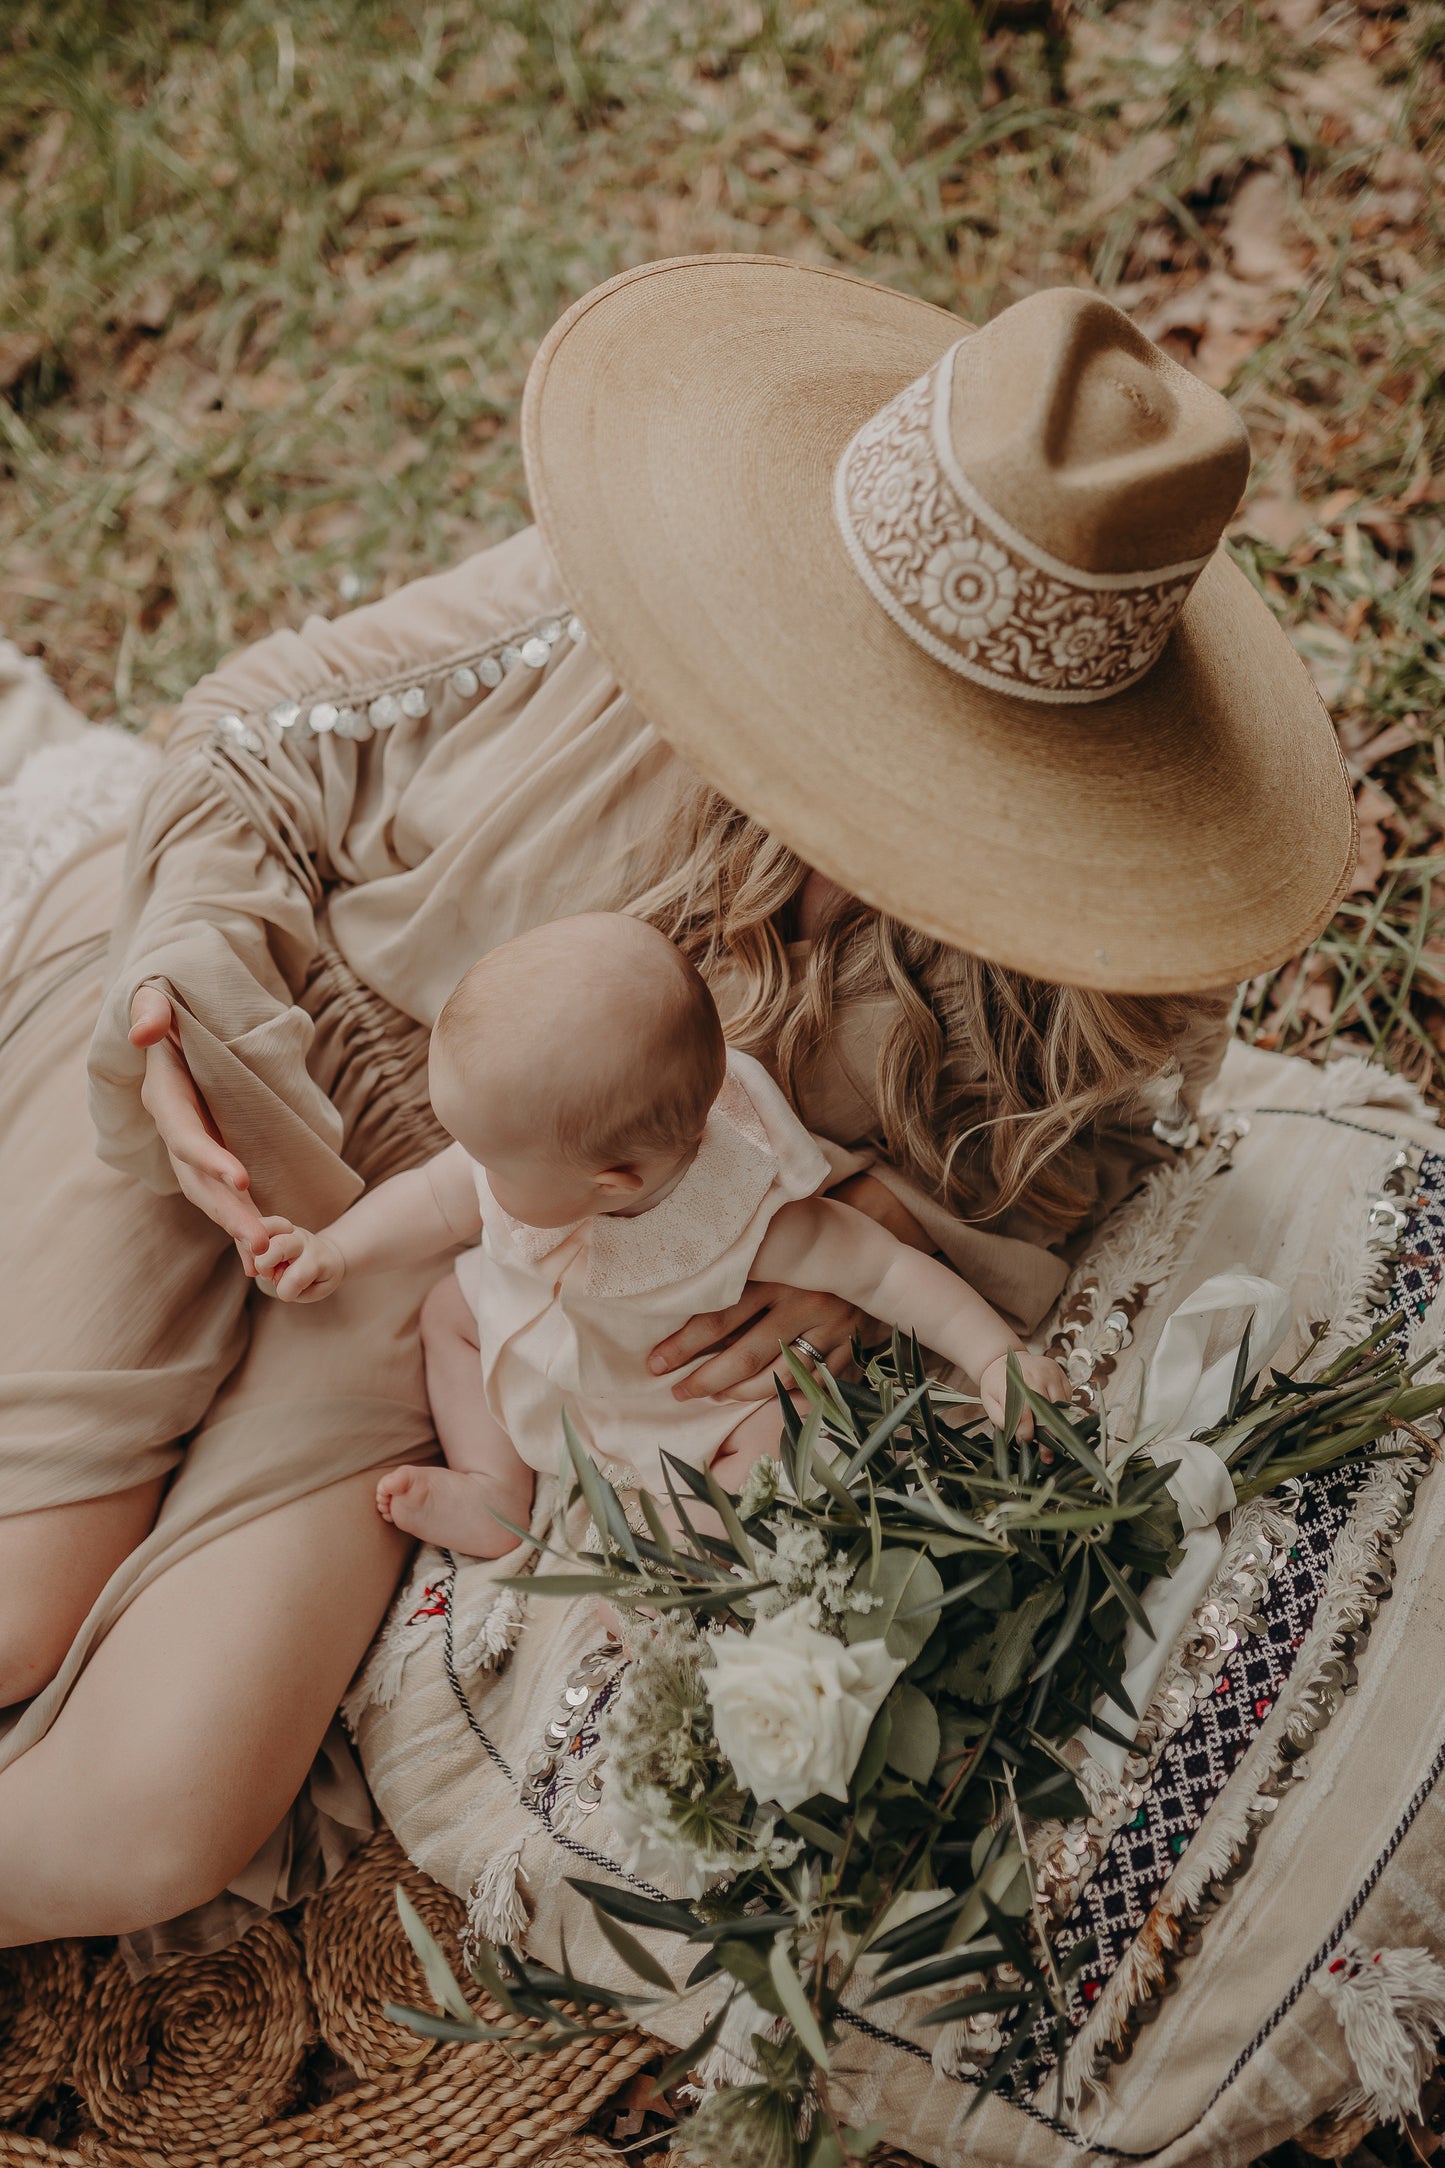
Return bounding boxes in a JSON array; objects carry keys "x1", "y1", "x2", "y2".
[{"x1": 832, "y1": 343, "x2": 1213, "y2": 705}]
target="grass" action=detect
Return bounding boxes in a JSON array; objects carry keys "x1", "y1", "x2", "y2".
[{"x1": 0, "y1": 0, "x2": 1442, "y2": 1101}]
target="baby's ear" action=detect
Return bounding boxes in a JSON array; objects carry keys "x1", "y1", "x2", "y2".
[{"x1": 593, "y1": 1163, "x2": 645, "y2": 1196}]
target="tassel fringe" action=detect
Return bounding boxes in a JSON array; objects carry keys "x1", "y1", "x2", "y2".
[
  {"x1": 1308, "y1": 1056, "x2": 1437, "y2": 1123},
  {"x1": 343, "y1": 1563, "x2": 525, "y2": 1732},
  {"x1": 464, "y1": 1835, "x2": 532, "y2": 1953},
  {"x1": 1043, "y1": 1082, "x2": 1441, "y2": 2114},
  {"x1": 694, "y1": 1991, "x2": 786, "y2": 2093},
  {"x1": 1314, "y1": 1934, "x2": 1445, "y2": 2127},
  {"x1": 453, "y1": 1585, "x2": 526, "y2": 1676},
  {"x1": 341, "y1": 1550, "x2": 451, "y2": 1731}
]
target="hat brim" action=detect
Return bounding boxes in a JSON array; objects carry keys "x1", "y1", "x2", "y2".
[{"x1": 522, "y1": 255, "x2": 1355, "y2": 994}]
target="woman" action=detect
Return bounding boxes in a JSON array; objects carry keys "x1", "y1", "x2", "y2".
[{"x1": 0, "y1": 262, "x2": 1352, "y2": 1950}]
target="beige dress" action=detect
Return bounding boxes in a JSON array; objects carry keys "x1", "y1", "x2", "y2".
[{"x1": 0, "y1": 522, "x2": 1225, "y2": 1940}]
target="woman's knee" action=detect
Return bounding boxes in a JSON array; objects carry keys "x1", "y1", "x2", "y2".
[
  {"x1": 75, "y1": 1805, "x2": 262, "y2": 1938},
  {"x1": 0, "y1": 1486, "x2": 162, "y2": 1710},
  {"x1": 0, "y1": 1608, "x2": 73, "y2": 1711}
]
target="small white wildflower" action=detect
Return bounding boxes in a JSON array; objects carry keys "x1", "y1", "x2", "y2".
[
  {"x1": 736, "y1": 1455, "x2": 779, "y2": 1520},
  {"x1": 754, "y1": 1520, "x2": 859, "y2": 1626}
]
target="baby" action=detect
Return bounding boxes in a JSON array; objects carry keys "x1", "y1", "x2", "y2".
[{"x1": 253, "y1": 914, "x2": 1068, "y2": 1557}]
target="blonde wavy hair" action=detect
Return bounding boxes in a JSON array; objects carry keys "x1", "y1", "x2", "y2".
[{"x1": 627, "y1": 783, "x2": 1229, "y2": 1232}]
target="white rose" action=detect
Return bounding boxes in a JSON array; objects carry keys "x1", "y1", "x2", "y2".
[{"x1": 705, "y1": 1603, "x2": 906, "y2": 1812}]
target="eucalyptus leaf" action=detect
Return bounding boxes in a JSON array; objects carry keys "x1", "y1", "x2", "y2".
[
  {"x1": 564, "y1": 1877, "x2": 697, "y2": 1939},
  {"x1": 846, "y1": 1547, "x2": 944, "y2": 1663},
  {"x1": 883, "y1": 1681, "x2": 940, "y2": 1783},
  {"x1": 849, "y1": 1699, "x2": 891, "y2": 1799}
]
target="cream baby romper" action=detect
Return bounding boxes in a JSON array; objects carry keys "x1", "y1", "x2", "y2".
[{"x1": 452, "y1": 1049, "x2": 832, "y2": 1491}]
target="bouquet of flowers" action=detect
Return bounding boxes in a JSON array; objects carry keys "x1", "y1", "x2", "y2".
[{"x1": 391, "y1": 1318, "x2": 1445, "y2": 2167}]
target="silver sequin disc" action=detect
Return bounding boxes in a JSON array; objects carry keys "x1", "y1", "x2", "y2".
[
  {"x1": 450, "y1": 665, "x2": 480, "y2": 699},
  {"x1": 479, "y1": 655, "x2": 503, "y2": 689}
]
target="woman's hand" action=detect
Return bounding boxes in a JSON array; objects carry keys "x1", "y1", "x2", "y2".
[
  {"x1": 649, "y1": 1282, "x2": 862, "y2": 1402},
  {"x1": 129, "y1": 986, "x2": 269, "y2": 1273}
]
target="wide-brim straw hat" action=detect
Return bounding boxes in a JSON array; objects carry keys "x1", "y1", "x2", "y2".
[{"x1": 521, "y1": 256, "x2": 1354, "y2": 994}]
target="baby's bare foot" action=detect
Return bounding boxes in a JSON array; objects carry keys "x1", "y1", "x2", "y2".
[{"x1": 375, "y1": 1465, "x2": 519, "y2": 1558}]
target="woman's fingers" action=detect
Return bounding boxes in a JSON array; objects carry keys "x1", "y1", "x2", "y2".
[
  {"x1": 674, "y1": 1288, "x2": 862, "y2": 1402},
  {"x1": 169, "y1": 1135, "x2": 270, "y2": 1253},
  {"x1": 648, "y1": 1295, "x2": 762, "y2": 1377},
  {"x1": 128, "y1": 985, "x2": 176, "y2": 1048},
  {"x1": 132, "y1": 1008, "x2": 268, "y2": 1254}
]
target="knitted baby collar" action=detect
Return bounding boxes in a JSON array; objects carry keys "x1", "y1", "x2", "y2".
[{"x1": 492, "y1": 1070, "x2": 780, "y2": 1299}]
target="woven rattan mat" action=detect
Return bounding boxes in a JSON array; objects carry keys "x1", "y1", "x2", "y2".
[{"x1": 0, "y1": 1830, "x2": 658, "y2": 2168}]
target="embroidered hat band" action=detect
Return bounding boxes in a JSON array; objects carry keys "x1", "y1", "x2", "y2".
[{"x1": 833, "y1": 342, "x2": 1214, "y2": 706}]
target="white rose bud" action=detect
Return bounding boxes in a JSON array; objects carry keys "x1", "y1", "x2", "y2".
[{"x1": 705, "y1": 1603, "x2": 905, "y2": 1812}]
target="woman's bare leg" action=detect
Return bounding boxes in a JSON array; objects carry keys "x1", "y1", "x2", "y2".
[
  {"x1": 376, "y1": 1273, "x2": 534, "y2": 1555},
  {"x1": 0, "y1": 1469, "x2": 407, "y2": 1944},
  {"x1": 0, "y1": 1482, "x2": 164, "y2": 1709},
  {"x1": 0, "y1": 862, "x2": 246, "y2": 1708}
]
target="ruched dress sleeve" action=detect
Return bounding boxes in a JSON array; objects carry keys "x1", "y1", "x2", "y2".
[{"x1": 86, "y1": 526, "x2": 617, "y2": 1230}]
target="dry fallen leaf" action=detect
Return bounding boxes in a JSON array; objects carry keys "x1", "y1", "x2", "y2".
[
  {"x1": 1236, "y1": 489, "x2": 1314, "y2": 550},
  {"x1": 1349, "y1": 779, "x2": 1397, "y2": 896},
  {"x1": 0, "y1": 332, "x2": 42, "y2": 393},
  {"x1": 1353, "y1": 718, "x2": 1423, "y2": 774},
  {"x1": 1222, "y1": 169, "x2": 1300, "y2": 287}
]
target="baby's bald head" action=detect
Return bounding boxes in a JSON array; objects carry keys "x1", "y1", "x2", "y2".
[{"x1": 431, "y1": 913, "x2": 726, "y2": 1178}]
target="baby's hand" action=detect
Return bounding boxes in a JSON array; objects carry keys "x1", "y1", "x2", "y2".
[
  {"x1": 978, "y1": 1349, "x2": 1071, "y2": 1439},
  {"x1": 252, "y1": 1216, "x2": 347, "y2": 1303}
]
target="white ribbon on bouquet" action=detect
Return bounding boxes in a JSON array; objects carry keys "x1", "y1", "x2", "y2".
[{"x1": 1084, "y1": 1271, "x2": 1294, "y2": 1781}]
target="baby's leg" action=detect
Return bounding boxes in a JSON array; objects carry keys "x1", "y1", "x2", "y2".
[
  {"x1": 376, "y1": 1273, "x2": 535, "y2": 1557},
  {"x1": 710, "y1": 1399, "x2": 791, "y2": 1497},
  {"x1": 662, "y1": 1401, "x2": 791, "y2": 1547}
]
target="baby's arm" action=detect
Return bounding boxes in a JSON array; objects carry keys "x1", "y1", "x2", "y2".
[
  {"x1": 254, "y1": 1141, "x2": 482, "y2": 1301},
  {"x1": 753, "y1": 1196, "x2": 1066, "y2": 1424}
]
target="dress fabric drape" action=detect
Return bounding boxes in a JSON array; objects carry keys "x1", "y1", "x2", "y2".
[{"x1": 0, "y1": 523, "x2": 1225, "y2": 1949}]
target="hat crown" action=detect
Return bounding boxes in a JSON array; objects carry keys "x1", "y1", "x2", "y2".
[
  {"x1": 946, "y1": 288, "x2": 1250, "y2": 578},
  {"x1": 833, "y1": 286, "x2": 1252, "y2": 706}
]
